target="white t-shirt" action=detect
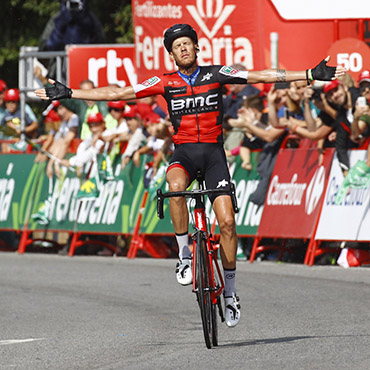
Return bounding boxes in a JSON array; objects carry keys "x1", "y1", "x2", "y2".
[{"x1": 52, "y1": 114, "x2": 79, "y2": 140}]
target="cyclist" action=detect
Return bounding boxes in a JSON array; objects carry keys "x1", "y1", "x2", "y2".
[{"x1": 35, "y1": 23, "x2": 346, "y2": 328}]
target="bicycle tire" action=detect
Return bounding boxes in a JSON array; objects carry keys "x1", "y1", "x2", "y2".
[
  {"x1": 195, "y1": 232, "x2": 212, "y2": 349},
  {"x1": 211, "y1": 258, "x2": 223, "y2": 346}
]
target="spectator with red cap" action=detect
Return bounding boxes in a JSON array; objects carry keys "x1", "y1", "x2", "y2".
[
  {"x1": 59, "y1": 111, "x2": 115, "y2": 171},
  {"x1": 104, "y1": 100, "x2": 126, "y2": 131},
  {"x1": 0, "y1": 88, "x2": 38, "y2": 152},
  {"x1": 0, "y1": 80, "x2": 8, "y2": 122},
  {"x1": 38, "y1": 100, "x2": 79, "y2": 177},
  {"x1": 119, "y1": 105, "x2": 148, "y2": 169}
]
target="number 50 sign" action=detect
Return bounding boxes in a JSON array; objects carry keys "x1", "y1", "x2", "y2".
[{"x1": 328, "y1": 37, "x2": 370, "y2": 82}]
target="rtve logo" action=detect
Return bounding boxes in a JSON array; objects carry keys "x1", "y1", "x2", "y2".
[{"x1": 87, "y1": 50, "x2": 137, "y2": 88}]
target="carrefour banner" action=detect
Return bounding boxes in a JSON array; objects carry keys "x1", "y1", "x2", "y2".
[
  {"x1": 257, "y1": 148, "x2": 335, "y2": 239},
  {"x1": 0, "y1": 153, "x2": 262, "y2": 236},
  {"x1": 132, "y1": 0, "x2": 264, "y2": 82},
  {"x1": 315, "y1": 151, "x2": 370, "y2": 241}
]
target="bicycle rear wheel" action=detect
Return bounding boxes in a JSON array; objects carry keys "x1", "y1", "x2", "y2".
[{"x1": 195, "y1": 232, "x2": 212, "y2": 349}]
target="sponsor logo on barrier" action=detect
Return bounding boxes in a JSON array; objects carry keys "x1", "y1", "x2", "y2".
[
  {"x1": 49, "y1": 177, "x2": 124, "y2": 225},
  {"x1": 267, "y1": 174, "x2": 307, "y2": 206},
  {"x1": 267, "y1": 167, "x2": 326, "y2": 215},
  {"x1": 326, "y1": 177, "x2": 368, "y2": 206},
  {"x1": 0, "y1": 163, "x2": 15, "y2": 222},
  {"x1": 305, "y1": 166, "x2": 325, "y2": 215},
  {"x1": 0, "y1": 178, "x2": 14, "y2": 222}
]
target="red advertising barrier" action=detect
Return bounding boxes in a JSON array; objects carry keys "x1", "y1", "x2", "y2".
[{"x1": 249, "y1": 148, "x2": 336, "y2": 263}]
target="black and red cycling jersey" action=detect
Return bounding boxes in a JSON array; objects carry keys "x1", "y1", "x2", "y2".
[{"x1": 134, "y1": 65, "x2": 249, "y2": 145}]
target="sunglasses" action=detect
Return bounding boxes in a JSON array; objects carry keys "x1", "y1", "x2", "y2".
[{"x1": 109, "y1": 107, "x2": 123, "y2": 112}]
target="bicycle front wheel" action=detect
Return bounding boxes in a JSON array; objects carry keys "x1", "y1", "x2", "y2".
[{"x1": 195, "y1": 232, "x2": 212, "y2": 349}]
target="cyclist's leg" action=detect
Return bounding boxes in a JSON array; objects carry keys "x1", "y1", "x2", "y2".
[
  {"x1": 204, "y1": 144, "x2": 241, "y2": 327},
  {"x1": 212, "y1": 195, "x2": 237, "y2": 270},
  {"x1": 166, "y1": 166, "x2": 189, "y2": 233},
  {"x1": 166, "y1": 164, "x2": 193, "y2": 285}
]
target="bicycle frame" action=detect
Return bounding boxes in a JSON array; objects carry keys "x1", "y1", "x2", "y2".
[{"x1": 156, "y1": 180, "x2": 238, "y2": 304}]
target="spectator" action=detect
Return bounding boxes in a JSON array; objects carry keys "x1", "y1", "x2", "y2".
[
  {"x1": 119, "y1": 105, "x2": 148, "y2": 170},
  {"x1": 104, "y1": 100, "x2": 126, "y2": 131},
  {"x1": 132, "y1": 112, "x2": 166, "y2": 168},
  {"x1": 39, "y1": 0, "x2": 104, "y2": 79},
  {"x1": 234, "y1": 87, "x2": 288, "y2": 206},
  {"x1": 39, "y1": 100, "x2": 79, "y2": 178},
  {"x1": 0, "y1": 88, "x2": 38, "y2": 152},
  {"x1": 59, "y1": 112, "x2": 112, "y2": 170},
  {"x1": 223, "y1": 120, "x2": 245, "y2": 165},
  {"x1": 63, "y1": 79, "x2": 108, "y2": 139},
  {"x1": 227, "y1": 95, "x2": 268, "y2": 170},
  {"x1": 285, "y1": 80, "x2": 361, "y2": 176},
  {"x1": 223, "y1": 63, "x2": 260, "y2": 122},
  {"x1": 336, "y1": 70, "x2": 370, "y2": 200},
  {"x1": 139, "y1": 95, "x2": 168, "y2": 119},
  {"x1": 0, "y1": 79, "x2": 8, "y2": 122}
]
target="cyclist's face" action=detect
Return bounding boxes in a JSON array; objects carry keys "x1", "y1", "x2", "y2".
[{"x1": 170, "y1": 37, "x2": 198, "y2": 68}]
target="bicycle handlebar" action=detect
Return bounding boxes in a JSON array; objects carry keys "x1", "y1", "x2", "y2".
[{"x1": 156, "y1": 184, "x2": 239, "y2": 219}]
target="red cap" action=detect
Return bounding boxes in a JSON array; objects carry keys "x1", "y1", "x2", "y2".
[
  {"x1": 45, "y1": 109, "x2": 61, "y2": 123},
  {"x1": 52, "y1": 100, "x2": 61, "y2": 108},
  {"x1": 123, "y1": 105, "x2": 138, "y2": 118},
  {"x1": 0, "y1": 79, "x2": 7, "y2": 93},
  {"x1": 359, "y1": 70, "x2": 370, "y2": 84},
  {"x1": 323, "y1": 80, "x2": 340, "y2": 94},
  {"x1": 87, "y1": 112, "x2": 104, "y2": 124},
  {"x1": 107, "y1": 100, "x2": 126, "y2": 110},
  {"x1": 4, "y1": 88, "x2": 20, "y2": 102},
  {"x1": 136, "y1": 103, "x2": 153, "y2": 120},
  {"x1": 145, "y1": 112, "x2": 162, "y2": 125}
]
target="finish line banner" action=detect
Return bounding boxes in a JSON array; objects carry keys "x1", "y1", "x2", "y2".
[{"x1": 0, "y1": 153, "x2": 262, "y2": 235}]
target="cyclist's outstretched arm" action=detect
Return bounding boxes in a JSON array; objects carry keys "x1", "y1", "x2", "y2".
[
  {"x1": 247, "y1": 56, "x2": 346, "y2": 84},
  {"x1": 35, "y1": 79, "x2": 137, "y2": 101}
]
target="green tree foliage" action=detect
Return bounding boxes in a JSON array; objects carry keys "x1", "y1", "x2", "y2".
[{"x1": 0, "y1": 0, "x2": 133, "y2": 88}]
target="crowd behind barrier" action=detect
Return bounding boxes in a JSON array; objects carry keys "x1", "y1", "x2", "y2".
[{"x1": 1, "y1": 64, "x2": 370, "y2": 267}]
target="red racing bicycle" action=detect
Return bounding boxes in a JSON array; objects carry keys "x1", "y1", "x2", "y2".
[{"x1": 157, "y1": 172, "x2": 238, "y2": 348}]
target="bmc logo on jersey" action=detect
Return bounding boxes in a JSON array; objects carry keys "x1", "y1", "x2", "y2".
[{"x1": 170, "y1": 93, "x2": 218, "y2": 113}]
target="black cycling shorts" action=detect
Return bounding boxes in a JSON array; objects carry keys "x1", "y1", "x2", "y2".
[{"x1": 167, "y1": 143, "x2": 231, "y2": 202}]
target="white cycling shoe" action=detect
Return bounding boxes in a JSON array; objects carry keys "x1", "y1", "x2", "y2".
[
  {"x1": 224, "y1": 294, "x2": 241, "y2": 327},
  {"x1": 175, "y1": 258, "x2": 193, "y2": 286}
]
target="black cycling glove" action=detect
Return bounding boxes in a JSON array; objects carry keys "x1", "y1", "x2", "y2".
[
  {"x1": 45, "y1": 80, "x2": 72, "y2": 100},
  {"x1": 307, "y1": 59, "x2": 336, "y2": 82}
]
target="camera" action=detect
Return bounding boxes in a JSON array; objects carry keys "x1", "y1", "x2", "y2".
[{"x1": 65, "y1": 0, "x2": 83, "y2": 11}]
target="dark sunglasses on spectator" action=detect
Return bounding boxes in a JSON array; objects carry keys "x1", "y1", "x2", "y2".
[{"x1": 109, "y1": 107, "x2": 123, "y2": 112}]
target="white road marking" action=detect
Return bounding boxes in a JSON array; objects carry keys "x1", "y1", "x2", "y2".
[{"x1": 0, "y1": 338, "x2": 45, "y2": 345}]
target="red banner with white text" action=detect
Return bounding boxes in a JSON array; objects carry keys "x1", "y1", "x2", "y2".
[{"x1": 67, "y1": 45, "x2": 136, "y2": 89}]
